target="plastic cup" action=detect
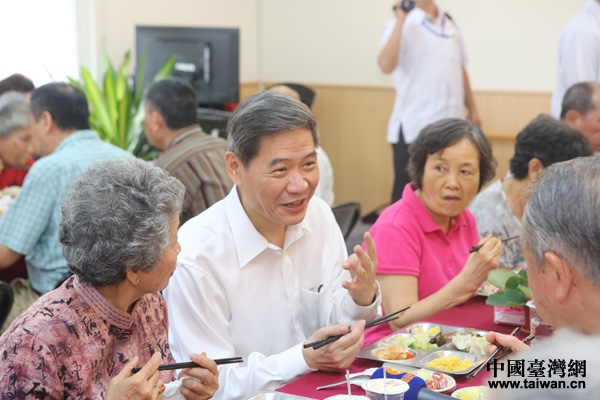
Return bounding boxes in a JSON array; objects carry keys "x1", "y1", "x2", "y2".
[{"x1": 361, "y1": 378, "x2": 409, "y2": 400}]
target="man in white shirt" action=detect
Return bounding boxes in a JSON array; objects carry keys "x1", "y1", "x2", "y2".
[
  {"x1": 485, "y1": 157, "x2": 600, "y2": 399},
  {"x1": 560, "y1": 82, "x2": 600, "y2": 155},
  {"x1": 164, "y1": 91, "x2": 381, "y2": 400},
  {"x1": 551, "y1": 0, "x2": 600, "y2": 118},
  {"x1": 379, "y1": 0, "x2": 480, "y2": 203}
]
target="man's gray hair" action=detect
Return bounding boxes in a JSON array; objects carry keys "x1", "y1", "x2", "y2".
[
  {"x1": 521, "y1": 157, "x2": 600, "y2": 284},
  {"x1": 59, "y1": 158, "x2": 185, "y2": 287},
  {"x1": 0, "y1": 91, "x2": 30, "y2": 139},
  {"x1": 227, "y1": 91, "x2": 319, "y2": 166}
]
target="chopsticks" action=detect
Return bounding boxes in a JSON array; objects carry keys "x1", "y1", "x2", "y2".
[
  {"x1": 470, "y1": 235, "x2": 520, "y2": 253},
  {"x1": 303, "y1": 306, "x2": 411, "y2": 350},
  {"x1": 131, "y1": 356, "x2": 243, "y2": 373},
  {"x1": 465, "y1": 327, "x2": 520, "y2": 379},
  {"x1": 495, "y1": 334, "x2": 535, "y2": 361}
]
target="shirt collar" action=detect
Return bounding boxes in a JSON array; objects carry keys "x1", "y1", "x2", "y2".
[
  {"x1": 413, "y1": 5, "x2": 445, "y2": 25},
  {"x1": 225, "y1": 185, "x2": 312, "y2": 268},
  {"x1": 587, "y1": 0, "x2": 600, "y2": 20},
  {"x1": 53, "y1": 130, "x2": 100, "y2": 154},
  {"x1": 402, "y1": 183, "x2": 467, "y2": 234},
  {"x1": 73, "y1": 274, "x2": 135, "y2": 330},
  {"x1": 169, "y1": 127, "x2": 206, "y2": 150}
]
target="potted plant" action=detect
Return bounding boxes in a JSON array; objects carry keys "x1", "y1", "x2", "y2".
[
  {"x1": 485, "y1": 269, "x2": 533, "y2": 331},
  {"x1": 68, "y1": 48, "x2": 175, "y2": 160}
]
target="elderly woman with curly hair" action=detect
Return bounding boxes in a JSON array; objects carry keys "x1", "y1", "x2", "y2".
[{"x1": 0, "y1": 158, "x2": 219, "y2": 399}]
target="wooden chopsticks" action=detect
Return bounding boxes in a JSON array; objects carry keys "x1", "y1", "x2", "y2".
[
  {"x1": 131, "y1": 356, "x2": 243, "y2": 373},
  {"x1": 465, "y1": 327, "x2": 521, "y2": 379},
  {"x1": 303, "y1": 306, "x2": 411, "y2": 350},
  {"x1": 470, "y1": 235, "x2": 520, "y2": 253}
]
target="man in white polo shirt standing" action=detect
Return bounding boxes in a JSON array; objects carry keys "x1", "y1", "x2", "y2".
[
  {"x1": 550, "y1": 0, "x2": 600, "y2": 119},
  {"x1": 379, "y1": 0, "x2": 480, "y2": 203}
]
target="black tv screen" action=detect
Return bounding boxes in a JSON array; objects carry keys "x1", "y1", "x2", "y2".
[{"x1": 136, "y1": 26, "x2": 239, "y2": 108}]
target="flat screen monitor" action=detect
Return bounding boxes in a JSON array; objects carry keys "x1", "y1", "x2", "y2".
[{"x1": 136, "y1": 26, "x2": 239, "y2": 109}]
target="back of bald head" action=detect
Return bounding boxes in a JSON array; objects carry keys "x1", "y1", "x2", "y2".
[
  {"x1": 268, "y1": 85, "x2": 301, "y2": 102},
  {"x1": 560, "y1": 82, "x2": 600, "y2": 119}
]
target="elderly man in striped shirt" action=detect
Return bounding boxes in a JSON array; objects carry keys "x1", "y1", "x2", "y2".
[{"x1": 143, "y1": 77, "x2": 233, "y2": 225}]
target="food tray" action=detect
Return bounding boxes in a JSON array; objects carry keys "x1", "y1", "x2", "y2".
[
  {"x1": 243, "y1": 391, "x2": 315, "y2": 400},
  {"x1": 358, "y1": 323, "x2": 487, "y2": 376}
]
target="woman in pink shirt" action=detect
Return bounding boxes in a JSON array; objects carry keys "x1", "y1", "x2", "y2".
[{"x1": 370, "y1": 118, "x2": 502, "y2": 330}]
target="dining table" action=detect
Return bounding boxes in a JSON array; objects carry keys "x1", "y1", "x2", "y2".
[{"x1": 276, "y1": 295, "x2": 526, "y2": 399}]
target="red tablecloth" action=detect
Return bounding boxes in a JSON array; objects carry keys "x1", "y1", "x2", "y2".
[{"x1": 277, "y1": 296, "x2": 524, "y2": 399}]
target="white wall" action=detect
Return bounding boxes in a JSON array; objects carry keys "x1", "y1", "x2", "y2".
[
  {"x1": 91, "y1": 0, "x2": 259, "y2": 82},
  {"x1": 257, "y1": 0, "x2": 586, "y2": 92},
  {"x1": 80, "y1": 0, "x2": 585, "y2": 92},
  {"x1": 0, "y1": 0, "x2": 79, "y2": 86}
]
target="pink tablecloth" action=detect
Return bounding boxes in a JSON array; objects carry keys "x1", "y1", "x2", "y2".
[{"x1": 277, "y1": 296, "x2": 524, "y2": 399}]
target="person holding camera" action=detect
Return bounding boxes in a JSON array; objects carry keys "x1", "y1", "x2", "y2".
[{"x1": 379, "y1": 0, "x2": 480, "y2": 203}]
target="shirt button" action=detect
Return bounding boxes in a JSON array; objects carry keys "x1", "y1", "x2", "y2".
[
  {"x1": 296, "y1": 325, "x2": 301, "y2": 332},
  {"x1": 290, "y1": 289, "x2": 295, "y2": 296}
]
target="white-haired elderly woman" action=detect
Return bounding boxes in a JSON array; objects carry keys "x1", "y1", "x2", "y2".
[
  {"x1": 0, "y1": 91, "x2": 36, "y2": 189},
  {"x1": 0, "y1": 158, "x2": 219, "y2": 400}
]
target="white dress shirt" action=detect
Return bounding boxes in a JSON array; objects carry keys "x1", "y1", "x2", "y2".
[
  {"x1": 381, "y1": 6, "x2": 467, "y2": 144},
  {"x1": 164, "y1": 186, "x2": 381, "y2": 400},
  {"x1": 551, "y1": 0, "x2": 600, "y2": 118},
  {"x1": 315, "y1": 147, "x2": 335, "y2": 206}
]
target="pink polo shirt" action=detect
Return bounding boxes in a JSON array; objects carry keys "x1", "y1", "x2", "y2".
[{"x1": 371, "y1": 183, "x2": 479, "y2": 300}]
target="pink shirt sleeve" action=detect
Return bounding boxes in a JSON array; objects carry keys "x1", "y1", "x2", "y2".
[{"x1": 370, "y1": 216, "x2": 423, "y2": 278}]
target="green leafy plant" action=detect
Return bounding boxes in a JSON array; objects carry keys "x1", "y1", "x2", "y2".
[
  {"x1": 68, "y1": 48, "x2": 176, "y2": 159},
  {"x1": 485, "y1": 269, "x2": 533, "y2": 307}
]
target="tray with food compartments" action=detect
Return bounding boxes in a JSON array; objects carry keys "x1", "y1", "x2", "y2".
[{"x1": 357, "y1": 323, "x2": 490, "y2": 376}]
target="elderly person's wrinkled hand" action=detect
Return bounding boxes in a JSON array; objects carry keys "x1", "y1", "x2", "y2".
[
  {"x1": 485, "y1": 331, "x2": 530, "y2": 356},
  {"x1": 342, "y1": 232, "x2": 378, "y2": 306},
  {"x1": 179, "y1": 353, "x2": 219, "y2": 400},
  {"x1": 302, "y1": 320, "x2": 366, "y2": 372},
  {"x1": 106, "y1": 353, "x2": 164, "y2": 400},
  {"x1": 458, "y1": 235, "x2": 502, "y2": 291}
]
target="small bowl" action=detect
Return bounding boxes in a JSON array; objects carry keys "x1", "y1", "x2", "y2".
[
  {"x1": 362, "y1": 379, "x2": 409, "y2": 400},
  {"x1": 324, "y1": 396, "x2": 370, "y2": 400}
]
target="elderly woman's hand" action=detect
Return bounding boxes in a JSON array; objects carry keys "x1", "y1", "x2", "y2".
[
  {"x1": 455, "y1": 235, "x2": 502, "y2": 294},
  {"x1": 179, "y1": 353, "x2": 219, "y2": 400},
  {"x1": 106, "y1": 353, "x2": 164, "y2": 400}
]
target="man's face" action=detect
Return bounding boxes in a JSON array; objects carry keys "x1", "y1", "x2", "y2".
[
  {"x1": 29, "y1": 113, "x2": 50, "y2": 157},
  {"x1": 234, "y1": 128, "x2": 319, "y2": 238},
  {"x1": 570, "y1": 91, "x2": 600, "y2": 153},
  {"x1": 522, "y1": 245, "x2": 555, "y2": 327},
  {"x1": 143, "y1": 105, "x2": 161, "y2": 149}
]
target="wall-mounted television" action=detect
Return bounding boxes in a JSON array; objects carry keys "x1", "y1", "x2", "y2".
[{"x1": 136, "y1": 26, "x2": 239, "y2": 109}]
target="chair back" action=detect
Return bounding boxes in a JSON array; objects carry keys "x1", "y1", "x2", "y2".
[
  {"x1": 332, "y1": 202, "x2": 362, "y2": 240},
  {"x1": 0, "y1": 281, "x2": 14, "y2": 329}
]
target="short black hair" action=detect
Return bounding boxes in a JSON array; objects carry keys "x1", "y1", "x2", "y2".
[
  {"x1": 560, "y1": 82, "x2": 600, "y2": 119},
  {"x1": 144, "y1": 77, "x2": 198, "y2": 129},
  {"x1": 0, "y1": 74, "x2": 34, "y2": 96},
  {"x1": 30, "y1": 82, "x2": 90, "y2": 131},
  {"x1": 509, "y1": 114, "x2": 592, "y2": 179},
  {"x1": 407, "y1": 118, "x2": 497, "y2": 191}
]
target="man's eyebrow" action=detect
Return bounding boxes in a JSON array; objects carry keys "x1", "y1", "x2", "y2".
[{"x1": 268, "y1": 150, "x2": 317, "y2": 167}]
